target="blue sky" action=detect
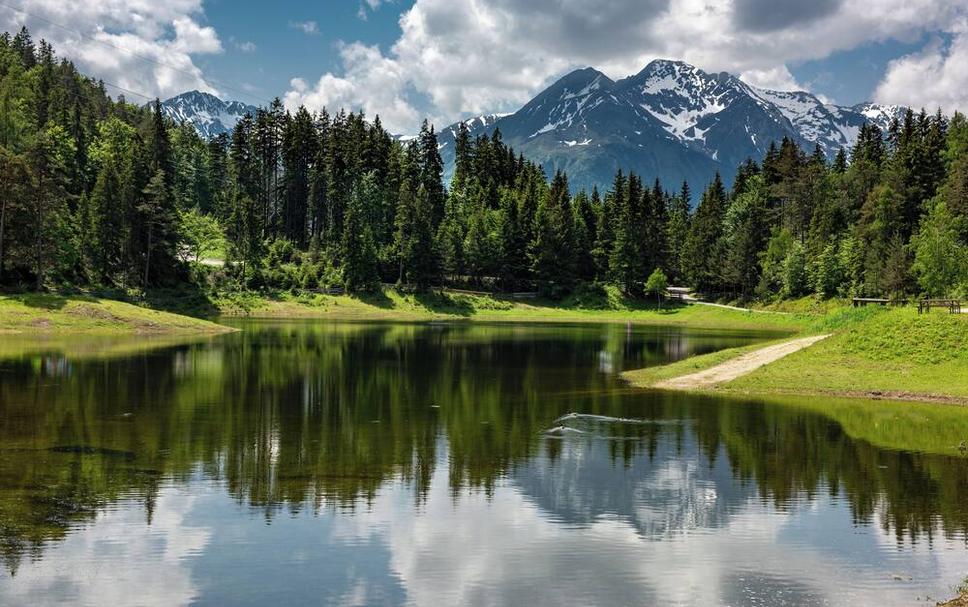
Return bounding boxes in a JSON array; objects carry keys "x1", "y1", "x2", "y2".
[
  {"x1": 2, "y1": 0, "x2": 967, "y2": 132},
  {"x1": 197, "y1": 0, "x2": 415, "y2": 106}
]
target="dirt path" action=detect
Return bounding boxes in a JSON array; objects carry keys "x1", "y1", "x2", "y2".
[
  {"x1": 680, "y1": 295, "x2": 791, "y2": 315},
  {"x1": 654, "y1": 335, "x2": 831, "y2": 390}
]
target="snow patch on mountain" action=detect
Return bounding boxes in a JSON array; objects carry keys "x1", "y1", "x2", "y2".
[
  {"x1": 161, "y1": 91, "x2": 257, "y2": 139},
  {"x1": 852, "y1": 103, "x2": 906, "y2": 132},
  {"x1": 433, "y1": 58, "x2": 910, "y2": 194}
]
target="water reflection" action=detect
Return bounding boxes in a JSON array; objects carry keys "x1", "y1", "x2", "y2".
[{"x1": 0, "y1": 321, "x2": 966, "y2": 606}]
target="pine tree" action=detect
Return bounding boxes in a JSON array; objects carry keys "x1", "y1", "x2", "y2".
[
  {"x1": 572, "y1": 190, "x2": 597, "y2": 281},
  {"x1": 411, "y1": 183, "x2": 440, "y2": 289},
  {"x1": 26, "y1": 124, "x2": 75, "y2": 289},
  {"x1": 35, "y1": 40, "x2": 53, "y2": 129},
  {"x1": 645, "y1": 178, "x2": 669, "y2": 276},
  {"x1": 451, "y1": 122, "x2": 472, "y2": 195},
  {"x1": 138, "y1": 170, "x2": 176, "y2": 287},
  {"x1": 343, "y1": 181, "x2": 379, "y2": 293},
  {"x1": 0, "y1": 148, "x2": 30, "y2": 282},
  {"x1": 308, "y1": 110, "x2": 331, "y2": 244},
  {"x1": 86, "y1": 161, "x2": 126, "y2": 282},
  {"x1": 417, "y1": 120, "x2": 445, "y2": 227},
  {"x1": 497, "y1": 187, "x2": 526, "y2": 289},
  {"x1": 681, "y1": 173, "x2": 727, "y2": 293},
  {"x1": 721, "y1": 174, "x2": 770, "y2": 297},
  {"x1": 437, "y1": 190, "x2": 466, "y2": 280},
  {"x1": 609, "y1": 172, "x2": 645, "y2": 293},
  {"x1": 394, "y1": 178, "x2": 439, "y2": 289},
  {"x1": 281, "y1": 106, "x2": 316, "y2": 246},
  {"x1": 134, "y1": 100, "x2": 180, "y2": 285},
  {"x1": 463, "y1": 189, "x2": 498, "y2": 286},
  {"x1": 666, "y1": 181, "x2": 691, "y2": 283},
  {"x1": 207, "y1": 134, "x2": 230, "y2": 220},
  {"x1": 594, "y1": 171, "x2": 624, "y2": 281},
  {"x1": 531, "y1": 171, "x2": 574, "y2": 294},
  {"x1": 12, "y1": 27, "x2": 36, "y2": 69},
  {"x1": 833, "y1": 148, "x2": 848, "y2": 174}
]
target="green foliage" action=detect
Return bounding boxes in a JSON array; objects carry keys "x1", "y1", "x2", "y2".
[
  {"x1": 0, "y1": 29, "x2": 964, "y2": 309},
  {"x1": 342, "y1": 182, "x2": 380, "y2": 293},
  {"x1": 781, "y1": 241, "x2": 809, "y2": 298},
  {"x1": 608, "y1": 172, "x2": 645, "y2": 292},
  {"x1": 757, "y1": 229, "x2": 794, "y2": 299},
  {"x1": 645, "y1": 268, "x2": 668, "y2": 307},
  {"x1": 645, "y1": 268, "x2": 668, "y2": 294},
  {"x1": 722, "y1": 175, "x2": 769, "y2": 296},
  {"x1": 682, "y1": 174, "x2": 727, "y2": 293},
  {"x1": 665, "y1": 182, "x2": 691, "y2": 283},
  {"x1": 810, "y1": 240, "x2": 844, "y2": 298},
  {"x1": 179, "y1": 208, "x2": 225, "y2": 263},
  {"x1": 84, "y1": 160, "x2": 127, "y2": 282},
  {"x1": 531, "y1": 171, "x2": 576, "y2": 295},
  {"x1": 911, "y1": 201, "x2": 968, "y2": 296}
]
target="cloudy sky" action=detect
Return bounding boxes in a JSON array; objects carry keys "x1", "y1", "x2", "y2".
[{"x1": 2, "y1": 0, "x2": 968, "y2": 133}]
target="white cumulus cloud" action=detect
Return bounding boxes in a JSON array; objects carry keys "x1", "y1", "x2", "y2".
[
  {"x1": 284, "y1": 0, "x2": 968, "y2": 132},
  {"x1": 0, "y1": 0, "x2": 223, "y2": 101},
  {"x1": 874, "y1": 25, "x2": 968, "y2": 112},
  {"x1": 283, "y1": 42, "x2": 420, "y2": 133}
]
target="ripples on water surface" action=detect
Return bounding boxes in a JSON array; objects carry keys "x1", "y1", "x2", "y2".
[{"x1": 1, "y1": 321, "x2": 967, "y2": 606}]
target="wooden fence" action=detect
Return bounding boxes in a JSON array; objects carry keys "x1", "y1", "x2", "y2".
[{"x1": 918, "y1": 299, "x2": 962, "y2": 314}]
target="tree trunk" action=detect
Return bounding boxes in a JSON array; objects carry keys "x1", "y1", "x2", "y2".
[
  {"x1": 143, "y1": 223, "x2": 152, "y2": 288},
  {"x1": 0, "y1": 195, "x2": 6, "y2": 283},
  {"x1": 34, "y1": 173, "x2": 44, "y2": 291}
]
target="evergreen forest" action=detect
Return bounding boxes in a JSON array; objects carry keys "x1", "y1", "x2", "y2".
[{"x1": 2, "y1": 28, "x2": 967, "y2": 302}]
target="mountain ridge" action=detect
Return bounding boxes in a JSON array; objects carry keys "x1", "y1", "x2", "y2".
[
  {"x1": 162, "y1": 59, "x2": 906, "y2": 192},
  {"x1": 161, "y1": 90, "x2": 258, "y2": 139},
  {"x1": 433, "y1": 59, "x2": 904, "y2": 192}
]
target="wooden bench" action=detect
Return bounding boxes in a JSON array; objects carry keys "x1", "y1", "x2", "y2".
[
  {"x1": 852, "y1": 297, "x2": 891, "y2": 307},
  {"x1": 918, "y1": 299, "x2": 962, "y2": 314},
  {"x1": 307, "y1": 287, "x2": 345, "y2": 295}
]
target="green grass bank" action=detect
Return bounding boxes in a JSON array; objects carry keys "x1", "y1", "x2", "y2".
[
  {"x1": 625, "y1": 305, "x2": 968, "y2": 404},
  {"x1": 0, "y1": 294, "x2": 233, "y2": 335},
  {"x1": 214, "y1": 287, "x2": 804, "y2": 332}
]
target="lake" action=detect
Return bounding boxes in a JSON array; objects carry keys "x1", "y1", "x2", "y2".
[{"x1": 1, "y1": 320, "x2": 967, "y2": 606}]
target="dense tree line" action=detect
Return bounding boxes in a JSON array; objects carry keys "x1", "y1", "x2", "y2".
[{"x1": 1, "y1": 29, "x2": 966, "y2": 300}]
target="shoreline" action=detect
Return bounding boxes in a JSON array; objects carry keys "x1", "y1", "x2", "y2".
[
  {"x1": 3, "y1": 292, "x2": 965, "y2": 408},
  {"x1": 0, "y1": 289, "x2": 802, "y2": 334},
  {"x1": 0, "y1": 294, "x2": 235, "y2": 336},
  {"x1": 622, "y1": 308, "x2": 968, "y2": 406},
  {"x1": 212, "y1": 289, "x2": 804, "y2": 332},
  {"x1": 651, "y1": 334, "x2": 830, "y2": 390}
]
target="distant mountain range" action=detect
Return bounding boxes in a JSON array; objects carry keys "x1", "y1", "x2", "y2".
[
  {"x1": 434, "y1": 60, "x2": 904, "y2": 192},
  {"x1": 162, "y1": 59, "x2": 905, "y2": 193},
  {"x1": 160, "y1": 90, "x2": 257, "y2": 139}
]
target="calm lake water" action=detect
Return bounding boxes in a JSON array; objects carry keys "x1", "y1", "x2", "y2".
[{"x1": 1, "y1": 321, "x2": 967, "y2": 606}]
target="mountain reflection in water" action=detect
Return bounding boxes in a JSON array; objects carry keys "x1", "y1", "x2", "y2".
[{"x1": 0, "y1": 321, "x2": 966, "y2": 606}]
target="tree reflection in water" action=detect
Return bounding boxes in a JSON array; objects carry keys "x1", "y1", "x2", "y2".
[{"x1": 0, "y1": 321, "x2": 966, "y2": 585}]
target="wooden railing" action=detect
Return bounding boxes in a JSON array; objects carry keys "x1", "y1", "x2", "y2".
[{"x1": 918, "y1": 299, "x2": 962, "y2": 314}]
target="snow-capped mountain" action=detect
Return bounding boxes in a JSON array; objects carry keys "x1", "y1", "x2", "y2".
[
  {"x1": 436, "y1": 113, "x2": 509, "y2": 147},
  {"x1": 164, "y1": 60, "x2": 907, "y2": 195},
  {"x1": 851, "y1": 102, "x2": 907, "y2": 133},
  {"x1": 438, "y1": 59, "x2": 906, "y2": 193},
  {"x1": 161, "y1": 91, "x2": 258, "y2": 139}
]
